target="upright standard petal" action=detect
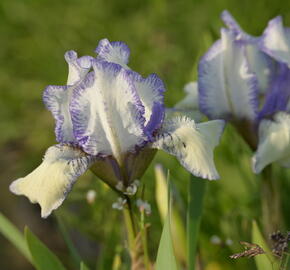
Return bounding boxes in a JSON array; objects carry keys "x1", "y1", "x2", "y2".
[
  {"x1": 71, "y1": 61, "x2": 147, "y2": 163},
  {"x1": 253, "y1": 112, "x2": 290, "y2": 174},
  {"x1": 173, "y1": 82, "x2": 203, "y2": 122},
  {"x1": 95, "y1": 39, "x2": 130, "y2": 68},
  {"x1": 245, "y1": 45, "x2": 273, "y2": 94},
  {"x1": 43, "y1": 85, "x2": 76, "y2": 143},
  {"x1": 43, "y1": 51, "x2": 93, "y2": 143},
  {"x1": 65, "y1": 50, "x2": 93, "y2": 85},
  {"x1": 258, "y1": 63, "x2": 290, "y2": 120},
  {"x1": 198, "y1": 29, "x2": 258, "y2": 121},
  {"x1": 260, "y1": 16, "x2": 290, "y2": 67},
  {"x1": 9, "y1": 145, "x2": 94, "y2": 218},
  {"x1": 129, "y1": 72, "x2": 165, "y2": 135},
  {"x1": 221, "y1": 10, "x2": 273, "y2": 94},
  {"x1": 175, "y1": 82, "x2": 199, "y2": 110},
  {"x1": 152, "y1": 117, "x2": 224, "y2": 180},
  {"x1": 221, "y1": 10, "x2": 253, "y2": 41}
]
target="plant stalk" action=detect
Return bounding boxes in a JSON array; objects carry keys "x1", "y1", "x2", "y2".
[
  {"x1": 187, "y1": 176, "x2": 207, "y2": 270},
  {"x1": 261, "y1": 166, "x2": 283, "y2": 237}
]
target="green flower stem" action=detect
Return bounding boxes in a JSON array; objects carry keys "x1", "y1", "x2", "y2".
[
  {"x1": 123, "y1": 197, "x2": 137, "y2": 252},
  {"x1": 140, "y1": 211, "x2": 151, "y2": 270},
  {"x1": 187, "y1": 175, "x2": 207, "y2": 270},
  {"x1": 261, "y1": 166, "x2": 283, "y2": 236}
]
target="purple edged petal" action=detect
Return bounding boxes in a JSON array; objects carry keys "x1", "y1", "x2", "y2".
[
  {"x1": 43, "y1": 85, "x2": 75, "y2": 143},
  {"x1": 95, "y1": 39, "x2": 130, "y2": 67},
  {"x1": 152, "y1": 116, "x2": 225, "y2": 180},
  {"x1": 128, "y1": 72, "x2": 166, "y2": 136},
  {"x1": 70, "y1": 60, "x2": 148, "y2": 163},
  {"x1": 198, "y1": 29, "x2": 259, "y2": 121},
  {"x1": 10, "y1": 144, "x2": 95, "y2": 218},
  {"x1": 253, "y1": 112, "x2": 290, "y2": 173},
  {"x1": 65, "y1": 50, "x2": 93, "y2": 85},
  {"x1": 258, "y1": 63, "x2": 290, "y2": 120},
  {"x1": 43, "y1": 51, "x2": 93, "y2": 143},
  {"x1": 259, "y1": 16, "x2": 290, "y2": 66},
  {"x1": 221, "y1": 10, "x2": 253, "y2": 40},
  {"x1": 245, "y1": 44, "x2": 273, "y2": 94}
]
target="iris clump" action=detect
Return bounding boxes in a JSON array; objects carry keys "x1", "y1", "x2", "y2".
[
  {"x1": 10, "y1": 38, "x2": 224, "y2": 218},
  {"x1": 178, "y1": 11, "x2": 290, "y2": 174}
]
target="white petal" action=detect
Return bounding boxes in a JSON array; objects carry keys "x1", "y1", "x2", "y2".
[
  {"x1": 43, "y1": 52, "x2": 92, "y2": 143},
  {"x1": 245, "y1": 44, "x2": 272, "y2": 94},
  {"x1": 260, "y1": 16, "x2": 290, "y2": 67},
  {"x1": 152, "y1": 117, "x2": 224, "y2": 180},
  {"x1": 252, "y1": 112, "x2": 290, "y2": 173},
  {"x1": 95, "y1": 39, "x2": 130, "y2": 68},
  {"x1": 43, "y1": 85, "x2": 75, "y2": 143},
  {"x1": 175, "y1": 82, "x2": 199, "y2": 110},
  {"x1": 71, "y1": 61, "x2": 147, "y2": 163},
  {"x1": 198, "y1": 29, "x2": 258, "y2": 120},
  {"x1": 129, "y1": 72, "x2": 165, "y2": 135},
  {"x1": 10, "y1": 145, "x2": 94, "y2": 218},
  {"x1": 65, "y1": 50, "x2": 92, "y2": 85}
]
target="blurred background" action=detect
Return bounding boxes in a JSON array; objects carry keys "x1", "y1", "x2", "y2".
[{"x1": 1, "y1": 0, "x2": 290, "y2": 269}]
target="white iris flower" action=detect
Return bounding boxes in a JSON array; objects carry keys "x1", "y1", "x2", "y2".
[{"x1": 10, "y1": 39, "x2": 224, "y2": 218}]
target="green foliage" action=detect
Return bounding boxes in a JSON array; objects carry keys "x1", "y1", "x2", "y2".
[
  {"x1": 251, "y1": 221, "x2": 277, "y2": 270},
  {"x1": 25, "y1": 227, "x2": 67, "y2": 270},
  {"x1": 1, "y1": 0, "x2": 290, "y2": 269},
  {"x1": 156, "y1": 213, "x2": 178, "y2": 270},
  {"x1": 155, "y1": 165, "x2": 187, "y2": 265},
  {"x1": 80, "y1": 262, "x2": 90, "y2": 270},
  {"x1": 0, "y1": 212, "x2": 32, "y2": 264},
  {"x1": 187, "y1": 176, "x2": 207, "y2": 270}
]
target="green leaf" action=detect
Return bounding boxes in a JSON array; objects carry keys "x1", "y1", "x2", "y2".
[
  {"x1": 155, "y1": 165, "x2": 187, "y2": 264},
  {"x1": 25, "y1": 227, "x2": 67, "y2": 270},
  {"x1": 155, "y1": 213, "x2": 178, "y2": 270},
  {"x1": 0, "y1": 212, "x2": 33, "y2": 264},
  {"x1": 80, "y1": 262, "x2": 90, "y2": 270},
  {"x1": 56, "y1": 215, "x2": 82, "y2": 268},
  {"x1": 187, "y1": 175, "x2": 207, "y2": 270},
  {"x1": 251, "y1": 221, "x2": 278, "y2": 270}
]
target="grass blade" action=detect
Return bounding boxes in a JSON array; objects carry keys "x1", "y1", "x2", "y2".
[
  {"x1": 187, "y1": 176, "x2": 207, "y2": 270},
  {"x1": 155, "y1": 165, "x2": 187, "y2": 264},
  {"x1": 252, "y1": 221, "x2": 278, "y2": 270},
  {"x1": 25, "y1": 227, "x2": 67, "y2": 270},
  {"x1": 80, "y1": 262, "x2": 90, "y2": 270},
  {"x1": 56, "y1": 215, "x2": 82, "y2": 268},
  {"x1": 0, "y1": 212, "x2": 32, "y2": 263},
  {"x1": 155, "y1": 213, "x2": 178, "y2": 270},
  {"x1": 155, "y1": 170, "x2": 178, "y2": 270}
]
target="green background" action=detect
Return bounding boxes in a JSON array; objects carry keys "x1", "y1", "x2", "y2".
[{"x1": 1, "y1": 0, "x2": 290, "y2": 269}]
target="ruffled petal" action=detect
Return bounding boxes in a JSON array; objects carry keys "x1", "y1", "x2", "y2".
[
  {"x1": 260, "y1": 16, "x2": 290, "y2": 66},
  {"x1": 152, "y1": 117, "x2": 225, "y2": 180},
  {"x1": 95, "y1": 39, "x2": 130, "y2": 68},
  {"x1": 198, "y1": 29, "x2": 259, "y2": 121},
  {"x1": 9, "y1": 145, "x2": 94, "y2": 218},
  {"x1": 43, "y1": 51, "x2": 93, "y2": 143},
  {"x1": 252, "y1": 112, "x2": 290, "y2": 174},
  {"x1": 70, "y1": 60, "x2": 147, "y2": 163},
  {"x1": 129, "y1": 72, "x2": 165, "y2": 135},
  {"x1": 64, "y1": 50, "x2": 93, "y2": 85},
  {"x1": 43, "y1": 85, "x2": 76, "y2": 143}
]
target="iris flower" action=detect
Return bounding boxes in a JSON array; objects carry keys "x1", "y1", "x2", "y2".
[
  {"x1": 10, "y1": 39, "x2": 224, "y2": 218},
  {"x1": 178, "y1": 11, "x2": 290, "y2": 174}
]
